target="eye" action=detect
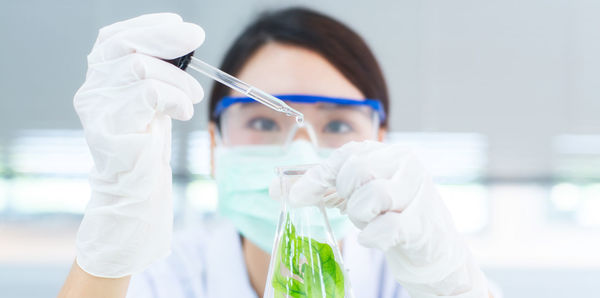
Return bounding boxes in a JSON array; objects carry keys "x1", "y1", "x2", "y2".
[
  {"x1": 323, "y1": 120, "x2": 353, "y2": 134},
  {"x1": 247, "y1": 117, "x2": 280, "y2": 132}
]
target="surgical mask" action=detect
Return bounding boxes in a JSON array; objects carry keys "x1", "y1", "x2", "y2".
[{"x1": 214, "y1": 140, "x2": 352, "y2": 253}]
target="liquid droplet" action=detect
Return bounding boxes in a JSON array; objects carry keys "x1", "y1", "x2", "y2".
[{"x1": 295, "y1": 116, "x2": 304, "y2": 126}]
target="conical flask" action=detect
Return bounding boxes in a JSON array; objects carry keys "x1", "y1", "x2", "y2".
[{"x1": 264, "y1": 165, "x2": 353, "y2": 298}]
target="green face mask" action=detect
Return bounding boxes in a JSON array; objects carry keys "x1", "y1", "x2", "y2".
[{"x1": 214, "y1": 140, "x2": 351, "y2": 253}]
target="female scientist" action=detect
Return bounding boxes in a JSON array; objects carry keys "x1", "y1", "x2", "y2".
[{"x1": 59, "y1": 8, "x2": 493, "y2": 298}]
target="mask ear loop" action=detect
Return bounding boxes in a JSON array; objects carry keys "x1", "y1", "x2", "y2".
[
  {"x1": 214, "y1": 128, "x2": 224, "y2": 146},
  {"x1": 282, "y1": 121, "x2": 320, "y2": 149}
]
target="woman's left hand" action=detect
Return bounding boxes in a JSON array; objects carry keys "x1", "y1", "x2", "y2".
[{"x1": 282, "y1": 141, "x2": 491, "y2": 298}]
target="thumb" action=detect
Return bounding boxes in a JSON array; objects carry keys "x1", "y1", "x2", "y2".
[{"x1": 288, "y1": 165, "x2": 330, "y2": 207}]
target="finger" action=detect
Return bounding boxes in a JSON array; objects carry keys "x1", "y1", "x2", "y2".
[
  {"x1": 288, "y1": 166, "x2": 329, "y2": 206},
  {"x1": 357, "y1": 178, "x2": 455, "y2": 252},
  {"x1": 336, "y1": 154, "x2": 375, "y2": 200},
  {"x1": 387, "y1": 152, "x2": 428, "y2": 208},
  {"x1": 128, "y1": 54, "x2": 204, "y2": 103},
  {"x1": 345, "y1": 179, "x2": 394, "y2": 228},
  {"x1": 90, "y1": 21, "x2": 205, "y2": 63},
  {"x1": 144, "y1": 79, "x2": 195, "y2": 121},
  {"x1": 95, "y1": 13, "x2": 183, "y2": 46},
  {"x1": 84, "y1": 54, "x2": 204, "y2": 104},
  {"x1": 271, "y1": 176, "x2": 336, "y2": 206},
  {"x1": 335, "y1": 143, "x2": 410, "y2": 199},
  {"x1": 322, "y1": 191, "x2": 346, "y2": 211},
  {"x1": 357, "y1": 212, "x2": 404, "y2": 251},
  {"x1": 137, "y1": 54, "x2": 204, "y2": 104},
  {"x1": 288, "y1": 141, "x2": 382, "y2": 206},
  {"x1": 341, "y1": 148, "x2": 427, "y2": 226},
  {"x1": 78, "y1": 79, "x2": 195, "y2": 134},
  {"x1": 325, "y1": 141, "x2": 384, "y2": 180},
  {"x1": 365, "y1": 144, "x2": 412, "y2": 179}
]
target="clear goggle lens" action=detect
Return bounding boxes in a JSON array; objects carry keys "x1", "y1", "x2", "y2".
[{"x1": 215, "y1": 95, "x2": 384, "y2": 148}]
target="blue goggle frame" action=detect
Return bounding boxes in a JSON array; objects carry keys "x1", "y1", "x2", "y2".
[{"x1": 213, "y1": 94, "x2": 386, "y2": 124}]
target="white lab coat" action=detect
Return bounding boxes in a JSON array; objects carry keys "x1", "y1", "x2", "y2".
[{"x1": 126, "y1": 215, "x2": 409, "y2": 298}]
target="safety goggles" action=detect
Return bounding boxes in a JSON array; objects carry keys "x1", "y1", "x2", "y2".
[{"x1": 214, "y1": 94, "x2": 385, "y2": 148}]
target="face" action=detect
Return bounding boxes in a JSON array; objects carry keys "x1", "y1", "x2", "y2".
[{"x1": 209, "y1": 42, "x2": 386, "y2": 159}]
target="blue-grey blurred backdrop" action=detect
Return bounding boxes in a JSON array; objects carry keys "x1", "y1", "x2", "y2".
[{"x1": 1, "y1": 1, "x2": 599, "y2": 297}]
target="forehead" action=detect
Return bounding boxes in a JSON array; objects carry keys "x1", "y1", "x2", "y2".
[{"x1": 234, "y1": 42, "x2": 364, "y2": 100}]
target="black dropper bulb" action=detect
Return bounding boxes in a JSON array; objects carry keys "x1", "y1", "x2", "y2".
[{"x1": 164, "y1": 51, "x2": 194, "y2": 70}]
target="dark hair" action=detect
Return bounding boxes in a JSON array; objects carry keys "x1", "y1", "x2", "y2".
[{"x1": 208, "y1": 7, "x2": 389, "y2": 128}]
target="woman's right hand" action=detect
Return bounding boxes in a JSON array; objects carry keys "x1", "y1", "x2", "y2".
[{"x1": 73, "y1": 13, "x2": 205, "y2": 278}]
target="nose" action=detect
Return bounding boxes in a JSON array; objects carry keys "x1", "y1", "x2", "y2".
[
  {"x1": 286, "y1": 123, "x2": 319, "y2": 146},
  {"x1": 292, "y1": 127, "x2": 311, "y2": 142}
]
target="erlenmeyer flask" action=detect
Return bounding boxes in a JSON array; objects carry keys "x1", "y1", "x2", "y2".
[{"x1": 264, "y1": 165, "x2": 353, "y2": 298}]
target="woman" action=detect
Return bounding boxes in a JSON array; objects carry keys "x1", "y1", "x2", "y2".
[{"x1": 59, "y1": 8, "x2": 493, "y2": 298}]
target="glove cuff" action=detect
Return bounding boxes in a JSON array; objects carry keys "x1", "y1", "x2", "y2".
[{"x1": 75, "y1": 179, "x2": 173, "y2": 278}]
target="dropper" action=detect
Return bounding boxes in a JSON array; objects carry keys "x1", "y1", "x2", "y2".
[{"x1": 165, "y1": 52, "x2": 304, "y2": 123}]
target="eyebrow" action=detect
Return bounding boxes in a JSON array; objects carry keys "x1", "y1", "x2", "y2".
[
  {"x1": 316, "y1": 102, "x2": 368, "y2": 112},
  {"x1": 316, "y1": 103, "x2": 374, "y2": 118},
  {"x1": 235, "y1": 102, "x2": 286, "y2": 118},
  {"x1": 238, "y1": 102, "x2": 262, "y2": 109},
  {"x1": 236, "y1": 101, "x2": 373, "y2": 119}
]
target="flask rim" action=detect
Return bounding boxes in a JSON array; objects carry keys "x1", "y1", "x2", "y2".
[{"x1": 275, "y1": 164, "x2": 318, "y2": 177}]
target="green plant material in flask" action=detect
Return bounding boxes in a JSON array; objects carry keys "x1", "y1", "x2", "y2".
[
  {"x1": 271, "y1": 216, "x2": 345, "y2": 298},
  {"x1": 264, "y1": 165, "x2": 352, "y2": 298}
]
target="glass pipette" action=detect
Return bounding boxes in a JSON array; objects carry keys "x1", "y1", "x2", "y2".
[{"x1": 169, "y1": 53, "x2": 304, "y2": 123}]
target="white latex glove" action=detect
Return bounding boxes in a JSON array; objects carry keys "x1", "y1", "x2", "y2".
[
  {"x1": 73, "y1": 13, "x2": 205, "y2": 278},
  {"x1": 285, "y1": 141, "x2": 490, "y2": 298}
]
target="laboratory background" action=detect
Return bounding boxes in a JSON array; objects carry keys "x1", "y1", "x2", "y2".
[{"x1": 1, "y1": 0, "x2": 599, "y2": 297}]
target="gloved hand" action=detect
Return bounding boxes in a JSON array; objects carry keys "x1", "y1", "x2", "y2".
[
  {"x1": 285, "y1": 141, "x2": 490, "y2": 298},
  {"x1": 73, "y1": 13, "x2": 205, "y2": 278}
]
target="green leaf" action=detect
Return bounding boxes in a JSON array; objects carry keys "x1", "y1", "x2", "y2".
[
  {"x1": 298, "y1": 236, "x2": 345, "y2": 297},
  {"x1": 271, "y1": 215, "x2": 345, "y2": 297}
]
